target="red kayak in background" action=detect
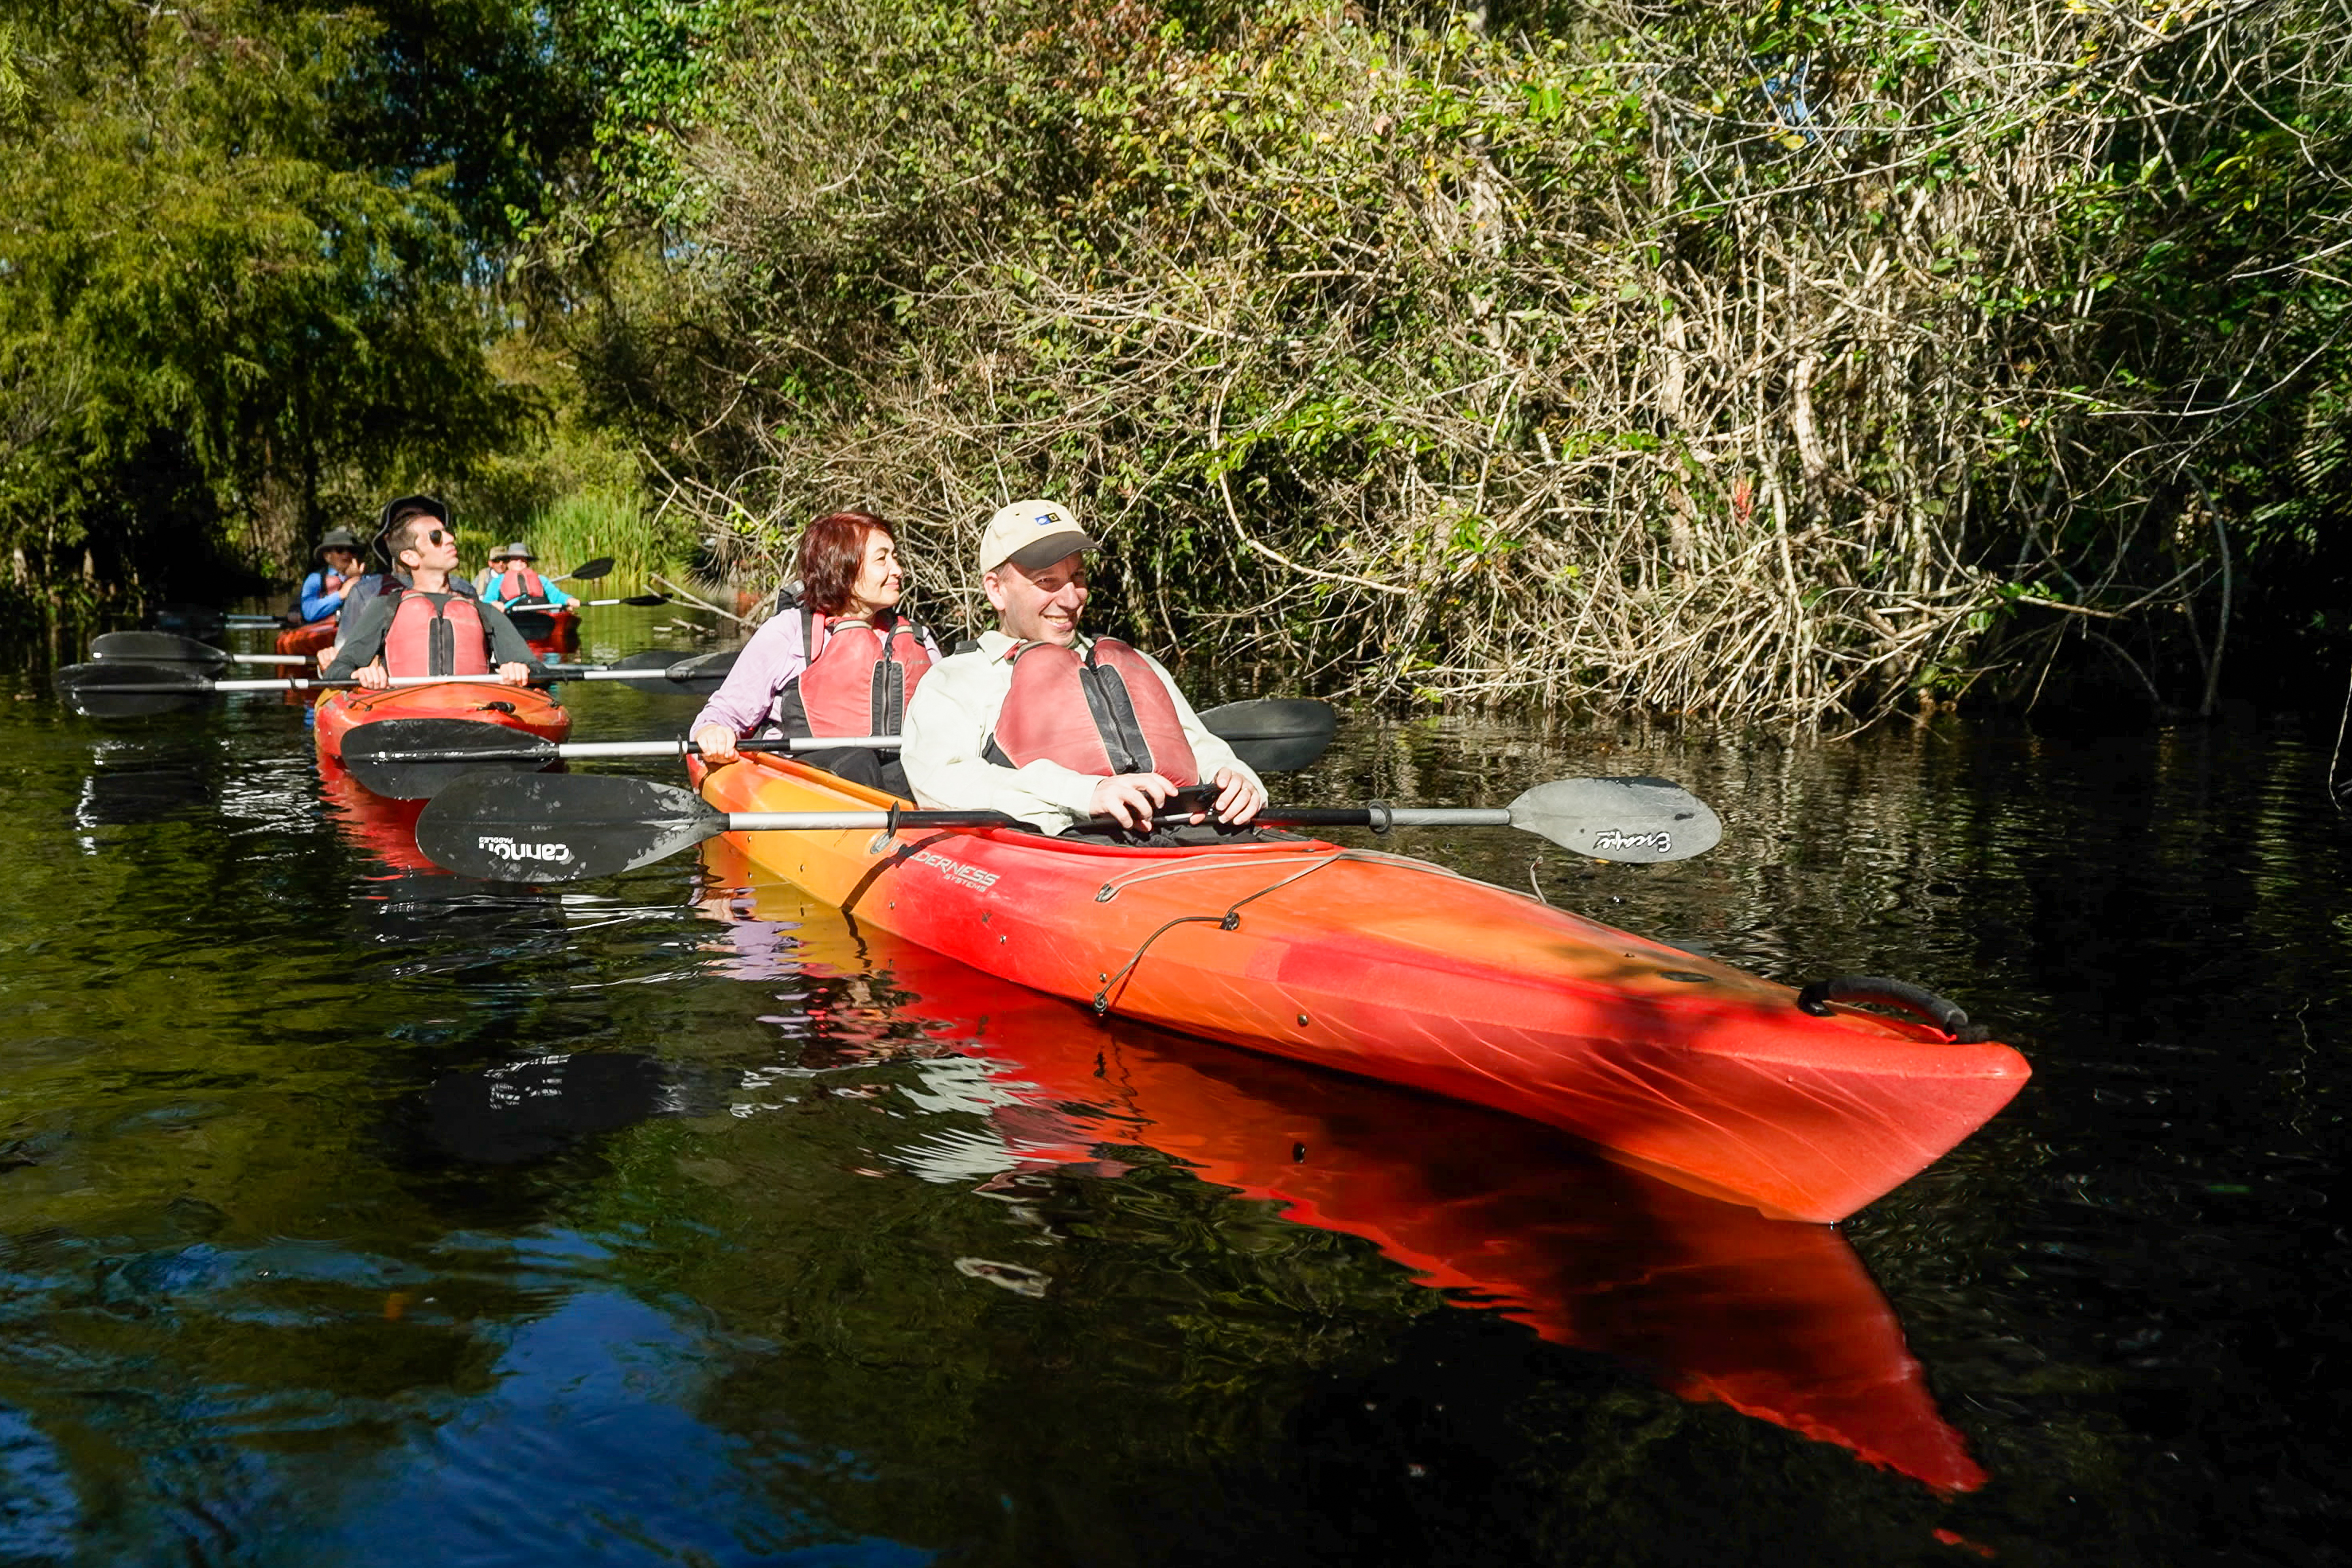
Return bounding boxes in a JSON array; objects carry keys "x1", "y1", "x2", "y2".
[
  {"x1": 275, "y1": 619, "x2": 337, "y2": 661},
  {"x1": 503, "y1": 605, "x2": 581, "y2": 657},
  {"x1": 693, "y1": 846, "x2": 1989, "y2": 1495}
]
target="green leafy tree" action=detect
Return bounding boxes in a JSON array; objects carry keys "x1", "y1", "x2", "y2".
[{"x1": 0, "y1": 1, "x2": 591, "y2": 621}]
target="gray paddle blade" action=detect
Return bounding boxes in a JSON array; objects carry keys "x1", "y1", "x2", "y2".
[
  {"x1": 1199, "y1": 698, "x2": 1339, "y2": 772},
  {"x1": 661, "y1": 649, "x2": 739, "y2": 696},
  {"x1": 1508, "y1": 776, "x2": 1721, "y2": 862},
  {"x1": 91, "y1": 630, "x2": 231, "y2": 669},
  {"x1": 53, "y1": 661, "x2": 213, "y2": 718},
  {"x1": 341, "y1": 717, "x2": 558, "y2": 800},
  {"x1": 417, "y1": 771, "x2": 726, "y2": 883}
]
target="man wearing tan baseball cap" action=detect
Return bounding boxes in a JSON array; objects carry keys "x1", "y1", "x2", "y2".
[{"x1": 899, "y1": 498, "x2": 1266, "y2": 835}]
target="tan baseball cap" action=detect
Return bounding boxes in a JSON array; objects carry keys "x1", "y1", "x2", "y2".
[{"x1": 978, "y1": 498, "x2": 1100, "y2": 575}]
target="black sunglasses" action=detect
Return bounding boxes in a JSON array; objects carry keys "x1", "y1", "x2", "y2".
[{"x1": 419, "y1": 528, "x2": 452, "y2": 545}]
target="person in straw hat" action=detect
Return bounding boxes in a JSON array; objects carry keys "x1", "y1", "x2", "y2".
[{"x1": 479, "y1": 540, "x2": 575, "y2": 610}]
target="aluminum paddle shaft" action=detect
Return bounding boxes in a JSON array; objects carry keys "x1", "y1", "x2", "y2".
[
  {"x1": 416, "y1": 772, "x2": 1719, "y2": 883},
  {"x1": 341, "y1": 720, "x2": 898, "y2": 800}
]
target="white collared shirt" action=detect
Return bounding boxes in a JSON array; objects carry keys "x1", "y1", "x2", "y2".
[{"x1": 900, "y1": 630, "x2": 1258, "y2": 833}]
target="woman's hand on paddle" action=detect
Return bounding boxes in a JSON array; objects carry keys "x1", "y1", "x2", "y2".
[
  {"x1": 497, "y1": 662, "x2": 532, "y2": 687},
  {"x1": 1090, "y1": 772, "x2": 1179, "y2": 829},
  {"x1": 694, "y1": 723, "x2": 740, "y2": 764},
  {"x1": 1208, "y1": 766, "x2": 1266, "y2": 825}
]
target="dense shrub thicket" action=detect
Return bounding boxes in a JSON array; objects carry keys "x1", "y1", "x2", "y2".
[{"x1": 7, "y1": 0, "x2": 2351, "y2": 721}]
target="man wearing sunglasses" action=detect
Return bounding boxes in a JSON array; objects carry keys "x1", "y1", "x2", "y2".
[{"x1": 324, "y1": 504, "x2": 542, "y2": 688}]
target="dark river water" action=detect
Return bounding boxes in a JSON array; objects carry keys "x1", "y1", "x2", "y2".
[{"x1": 2, "y1": 609, "x2": 2344, "y2": 1566}]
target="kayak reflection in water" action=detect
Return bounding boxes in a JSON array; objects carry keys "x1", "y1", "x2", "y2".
[
  {"x1": 695, "y1": 861, "x2": 1990, "y2": 1496},
  {"x1": 900, "y1": 497, "x2": 1268, "y2": 837},
  {"x1": 691, "y1": 509, "x2": 943, "y2": 798}
]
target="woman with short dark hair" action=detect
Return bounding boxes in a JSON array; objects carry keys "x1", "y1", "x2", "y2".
[{"x1": 689, "y1": 510, "x2": 941, "y2": 795}]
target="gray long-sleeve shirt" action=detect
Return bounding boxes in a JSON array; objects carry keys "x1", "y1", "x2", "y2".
[{"x1": 324, "y1": 587, "x2": 543, "y2": 680}]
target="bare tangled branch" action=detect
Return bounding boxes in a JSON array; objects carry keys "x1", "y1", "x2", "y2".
[{"x1": 591, "y1": 0, "x2": 2351, "y2": 722}]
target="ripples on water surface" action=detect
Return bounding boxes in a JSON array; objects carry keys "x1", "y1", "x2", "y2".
[{"x1": 2, "y1": 618, "x2": 2344, "y2": 1566}]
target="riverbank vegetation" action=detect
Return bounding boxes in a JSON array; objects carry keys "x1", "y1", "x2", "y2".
[{"x1": 6, "y1": 0, "x2": 2348, "y2": 721}]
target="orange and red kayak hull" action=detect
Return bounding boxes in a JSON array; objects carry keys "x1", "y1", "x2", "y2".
[
  {"x1": 692, "y1": 754, "x2": 2030, "y2": 1223},
  {"x1": 314, "y1": 681, "x2": 571, "y2": 766}
]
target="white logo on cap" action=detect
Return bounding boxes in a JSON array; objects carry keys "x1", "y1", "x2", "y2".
[{"x1": 1035, "y1": 510, "x2": 1062, "y2": 526}]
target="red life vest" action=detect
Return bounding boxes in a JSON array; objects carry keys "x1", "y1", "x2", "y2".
[
  {"x1": 495, "y1": 566, "x2": 550, "y2": 604},
  {"x1": 773, "y1": 609, "x2": 933, "y2": 736},
  {"x1": 986, "y1": 638, "x2": 1199, "y2": 785},
  {"x1": 382, "y1": 589, "x2": 494, "y2": 678}
]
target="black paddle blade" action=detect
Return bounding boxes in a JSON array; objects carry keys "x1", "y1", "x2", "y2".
[
  {"x1": 341, "y1": 717, "x2": 560, "y2": 800},
  {"x1": 153, "y1": 603, "x2": 227, "y2": 642},
  {"x1": 53, "y1": 661, "x2": 213, "y2": 718},
  {"x1": 621, "y1": 593, "x2": 669, "y2": 607},
  {"x1": 1199, "y1": 698, "x2": 1339, "y2": 772},
  {"x1": 417, "y1": 771, "x2": 726, "y2": 883},
  {"x1": 565, "y1": 557, "x2": 615, "y2": 583},
  {"x1": 92, "y1": 630, "x2": 230, "y2": 669},
  {"x1": 1509, "y1": 777, "x2": 1722, "y2": 863}
]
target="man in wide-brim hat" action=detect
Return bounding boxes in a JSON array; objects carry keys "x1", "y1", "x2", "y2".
[{"x1": 295, "y1": 526, "x2": 365, "y2": 626}]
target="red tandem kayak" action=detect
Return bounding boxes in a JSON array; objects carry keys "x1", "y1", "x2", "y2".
[
  {"x1": 698, "y1": 853, "x2": 1990, "y2": 1491},
  {"x1": 688, "y1": 753, "x2": 2030, "y2": 1223}
]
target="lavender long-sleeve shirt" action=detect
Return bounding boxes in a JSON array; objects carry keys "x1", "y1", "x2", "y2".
[{"x1": 691, "y1": 609, "x2": 944, "y2": 737}]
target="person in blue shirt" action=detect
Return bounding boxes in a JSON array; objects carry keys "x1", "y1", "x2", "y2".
[
  {"x1": 478, "y1": 542, "x2": 576, "y2": 610},
  {"x1": 296, "y1": 528, "x2": 365, "y2": 625}
]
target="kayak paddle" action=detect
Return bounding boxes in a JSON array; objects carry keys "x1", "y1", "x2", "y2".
[
  {"x1": 338, "y1": 696, "x2": 1341, "y2": 799},
  {"x1": 1196, "y1": 698, "x2": 1336, "y2": 772},
  {"x1": 342, "y1": 719, "x2": 899, "y2": 799},
  {"x1": 92, "y1": 631, "x2": 310, "y2": 668},
  {"x1": 509, "y1": 593, "x2": 669, "y2": 610},
  {"x1": 53, "y1": 650, "x2": 743, "y2": 718},
  {"x1": 553, "y1": 557, "x2": 615, "y2": 583},
  {"x1": 414, "y1": 771, "x2": 1720, "y2": 883}
]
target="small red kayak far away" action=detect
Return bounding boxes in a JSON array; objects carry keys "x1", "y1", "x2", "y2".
[{"x1": 693, "y1": 852, "x2": 1989, "y2": 1494}]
